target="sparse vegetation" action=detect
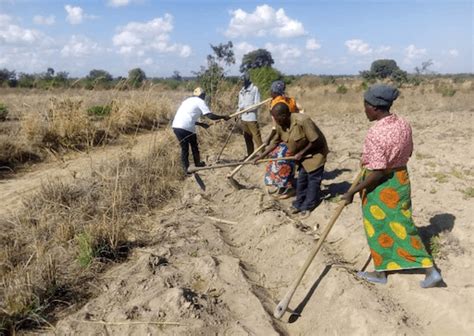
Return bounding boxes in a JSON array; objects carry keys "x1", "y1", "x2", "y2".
[
  {"x1": 0, "y1": 132, "x2": 183, "y2": 332},
  {"x1": 0, "y1": 103, "x2": 8, "y2": 121},
  {"x1": 336, "y1": 84, "x2": 348, "y2": 94},
  {"x1": 461, "y1": 187, "x2": 474, "y2": 199},
  {"x1": 87, "y1": 104, "x2": 112, "y2": 118}
]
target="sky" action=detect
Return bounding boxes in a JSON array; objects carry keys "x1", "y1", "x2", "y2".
[{"x1": 0, "y1": 0, "x2": 472, "y2": 77}]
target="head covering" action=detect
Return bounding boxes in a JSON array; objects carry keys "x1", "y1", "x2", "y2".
[
  {"x1": 364, "y1": 84, "x2": 399, "y2": 108},
  {"x1": 193, "y1": 87, "x2": 205, "y2": 97},
  {"x1": 242, "y1": 72, "x2": 250, "y2": 82},
  {"x1": 271, "y1": 80, "x2": 285, "y2": 95}
]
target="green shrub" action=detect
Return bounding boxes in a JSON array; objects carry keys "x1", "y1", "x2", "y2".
[
  {"x1": 76, "y1": 232, "x2": 95, "y2": 267},
  {"x1": 0, "y1": 103, "x2": 7, "y2": 121},
  {"x1": 249, "y1": 66, "x2": 282, "y2": 99},
  {"x1": 87, "y1": 105, "x2": 112, "y2": 118},
  {"x1": 336, "y1": 84, "x2": 348, "y2": 94}
]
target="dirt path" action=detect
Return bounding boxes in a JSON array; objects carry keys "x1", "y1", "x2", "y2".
[{"x1": 5, "y1": 108, "x2": 473, "y2": 335}]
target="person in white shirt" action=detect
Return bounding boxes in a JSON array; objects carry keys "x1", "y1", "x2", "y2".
[
  {"x1": 172, "y1": 87, "x2": 229, "y2": 173},
  {"x1": 238, "y1": 73, "x2": 262, "y2": 157}
]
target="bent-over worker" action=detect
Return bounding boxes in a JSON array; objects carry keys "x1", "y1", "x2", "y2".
[{"x1": 172, "y1": 87, "x2": 230, "y2": 173}]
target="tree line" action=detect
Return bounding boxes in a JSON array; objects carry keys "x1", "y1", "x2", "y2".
[{"x1": 0, "y1": 42, "x2": 465, "y2": 91}]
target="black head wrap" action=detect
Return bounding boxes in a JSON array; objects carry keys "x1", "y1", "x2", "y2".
[{"x1": 364, "y1": 84, "x2": 399, "y2": 108}]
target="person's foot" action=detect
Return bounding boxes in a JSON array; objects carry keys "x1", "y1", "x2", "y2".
[
  {"x1": 278, "y1": 187, "x2": 296, "y2": 199},
  {"x1": 195, "y1": 161, "x2": 206, "y2": 167},
  {"x1": 420, "y1": 267, "x2": 442, "y2": 288},
  {"x1": 266, "y1": 186, "x2": 279, "y2": 194},
  {"x1": 357, "y1": 271, "x2": 387, "y2": 284},
  {"x1": 299, "y1": 210, "x2": 311, "y2": 219},
  {"x1": 289, "y1": 206, "x2": 301, "y2": 214}
]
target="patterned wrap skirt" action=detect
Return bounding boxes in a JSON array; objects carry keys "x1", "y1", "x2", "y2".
[
  {"x1": 361, "y1": 168, "x2": 434, "y2": 271},
  {"x1": 264, "y1": 143, "x2": 295, "y2": 189}
]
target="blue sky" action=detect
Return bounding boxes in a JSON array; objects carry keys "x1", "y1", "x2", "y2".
[{"x1": 0, "y1": 0, "x2": 472, "y2": 77}]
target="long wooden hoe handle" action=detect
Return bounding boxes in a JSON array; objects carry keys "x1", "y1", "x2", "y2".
[
  {"x1": 273, "y1": 169, "x2": 365, "y2": 319},
  {"x1": 216, "y1": 120, "x2": 238, "y2": 162},
  {"x1": 226, "y1": 143, "x2": 266, "y2": 178},
  {"x1": 187, "y1": 155, "x2": 311, "y2": 173},
  {"x1": 228, "y1": 98, "x2": 271, "y2": 118}
]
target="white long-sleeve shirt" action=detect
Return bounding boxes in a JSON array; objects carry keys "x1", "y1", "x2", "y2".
[{"x1": 238, "y1": 83, "x2": 260, "y2": 122}]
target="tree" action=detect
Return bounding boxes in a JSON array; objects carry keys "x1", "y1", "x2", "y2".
[
  {"x1": 87, "y1": 69, "x2": 113, "y2": 82},
  {"x1": 17, "y1": 73, "x2": 37, "y2": 88},
  {"x1": 193, "y1": 41, "x2": 235, "y2": 102},
  {"x1": 128, "y1": 68, "x2": 146, "y2": 88},
  {"x1": 86, "y1": 69, "x2": 113, "y2": 89},
  {"x1": 45, "y1": 67, "x2": 55, "y2": 78},
  {"x1": 370, "y1": 59, "x2": 400, "y2": 78},
  {"x1": 0, "y1": 68, "x2": 16, "y2": 87},
  {"x1": 210, "y1": 41, "x2": 235, "y2": 67},
  {"x1": 414, "y1": 59, "x2": 434, "y2": 75},
  {"x1": 361, "y1": 59, "x2": 408, "y2": 84},
  {"x1": 240, "y1": 49, "x2": 274, "y2": 73},
  {"x1": 172, "y1": 70, "x2": 182, "y2": 81}
]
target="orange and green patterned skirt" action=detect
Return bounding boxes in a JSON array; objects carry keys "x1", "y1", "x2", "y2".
[{"x1": 361, "y1": 168, "x2": 434, "y2": 271}]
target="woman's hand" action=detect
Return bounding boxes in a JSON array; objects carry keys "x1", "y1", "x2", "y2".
[{"x1": 341, "y1": 191, "x2": 355, "y2": 205}]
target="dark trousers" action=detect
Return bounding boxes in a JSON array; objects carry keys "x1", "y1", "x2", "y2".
[
  {"x1": 293, "y1": 165, "x2": 324, "y2": 211},
  {"x1": 173, "y1": 128, "x2": 201, "y2": 171}
]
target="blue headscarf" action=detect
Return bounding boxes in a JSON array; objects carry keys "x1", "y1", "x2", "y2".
[{"x1": 271, "y1": 80, "x2": 286, "y2": 95}]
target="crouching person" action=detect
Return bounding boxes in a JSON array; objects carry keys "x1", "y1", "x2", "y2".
[{"x1": 256, "y1": 102, "x2": 329, "y2": 218}]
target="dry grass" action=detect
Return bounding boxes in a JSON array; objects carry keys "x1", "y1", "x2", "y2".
[
  {"x1": 0, "y1": 87, "x2": 182, "y2": 174},
  {"x1": 0, "y1": 130, "x2": 183, "y2": 333}
]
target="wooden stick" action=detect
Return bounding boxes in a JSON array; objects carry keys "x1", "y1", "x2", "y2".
[
  {"x1": 216, "y1": 120, "x2": 238, "y2": 161},
  {"x1": 73, "y1": 320, "x2": 183, "y2": 326},
  {"x1": 228, "y1": 98, "x2": 271, "y2": 118},
  {"x1": 205, "y1": 216, "x2": 238, "y2": 225},
  {"x1": 273, "y1": 169, "x2": 365, "y2": 319},
  {"x1": 227, "y1": 143, "x2": 266, "y2": 178},
  {"x1": 188, "y1": 155, "x2": 310, "y2": 173}
]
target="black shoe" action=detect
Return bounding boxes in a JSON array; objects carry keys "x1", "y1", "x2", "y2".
[{"x1": 195, "y1": 161, "x2": 206, "y2": 167}]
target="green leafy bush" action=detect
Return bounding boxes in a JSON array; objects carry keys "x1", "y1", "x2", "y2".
[
  {"x1": 336, "y1": 84, "x2": 348, "y2": 94},
  {"x1": 0, "y1": 103, "x2": 7, "y2": 121},
  {"x1": 87, "y1": 105, "x2": 112, "y2": 118},
  {"x1": 249, "y1": 66, "x2": 282, "y2": 99}
]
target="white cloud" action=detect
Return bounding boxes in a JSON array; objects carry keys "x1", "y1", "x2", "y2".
[
  {"x1": 65, "y1": 5, "x2": 96, "y2": 24},
  {"x1": 61, "y1": 35, "x2": 101, "y2": 57},
  {"x1": 265, "y1": 42, "x2": 302, "y2": 64},
  {"x1": 0, "y1": 14, "x2": 46, "y2": 44},
  {"x1": 144, "y1": 57, "x2": 153, "y2": 65},
  {"x1": 448, "y1": 49, "x2": 459, "y2": 57},
  {"x1": 225, "y1": 4, "x2": 305, "y2": 38},
  {"x1": 33, "y1": 15, "x2": 55, "y2": 25},
  {"x1": 113, "y1": 14, "x2": 191, "y2": 58},
  {"x1": 306, "y1": 38, "x2": 321, "y2": 51},
  {"x1": 345, "y1": 39, "x2": 372, "y2": 55},
  {"x1": 65, "y1": 5, "x2": 84, "y2": 24},
  {"x1": 405, "y1": 44, "x2": 426, "y2": 62},
  {"x1": 375, "y1": 45, "x2": 391, "y2": 54},
  {"x1": 108, "y1": 0, "x2": 132, "y2": 7}
]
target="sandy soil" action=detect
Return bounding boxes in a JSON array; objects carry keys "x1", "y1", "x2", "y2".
[{"x1": 4, "y1": 104, "x2": 473, "y2": 335}]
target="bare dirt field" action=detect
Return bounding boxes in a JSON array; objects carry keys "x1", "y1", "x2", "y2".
[{"x1": 1, "y1": 82, "x2": 473, "y2": 335}]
